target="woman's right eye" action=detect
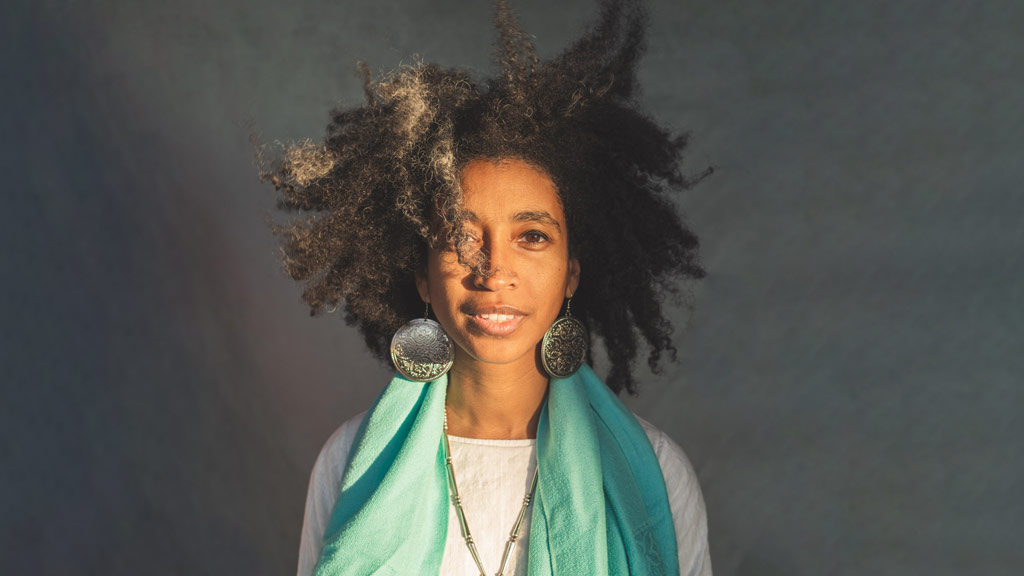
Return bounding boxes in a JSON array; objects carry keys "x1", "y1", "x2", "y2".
[{"x1": 444, "y1": 233, "x2": 479, "y2": 253}]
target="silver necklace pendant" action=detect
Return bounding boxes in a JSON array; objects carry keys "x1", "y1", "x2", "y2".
[
  {"x1": 390, "y1": 318, "x2": 455, "y2": 382},
  {"x1": 443, "y1": 409, "x2": 538, "y2": 576}
]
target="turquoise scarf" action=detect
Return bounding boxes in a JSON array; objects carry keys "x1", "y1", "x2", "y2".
[{"x1": 313, "y1": 364, "x2": 678, "y2": 576}]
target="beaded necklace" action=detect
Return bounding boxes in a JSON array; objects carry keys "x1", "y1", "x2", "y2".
[{"x1": 442, "y1": 409, "x2": 539, "y2": 576}]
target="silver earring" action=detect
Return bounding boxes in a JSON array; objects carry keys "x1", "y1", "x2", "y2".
[
  {"x1": 390, "y1": 303, "x2": 455, "y2": 382},
  {"x1": 541, "y1": 297, "x2": 588, "y2": 378}
]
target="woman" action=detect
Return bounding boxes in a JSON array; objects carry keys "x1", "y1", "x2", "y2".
[{"x1": 262, "y1": 1, "x2": 712, "y2": 574}]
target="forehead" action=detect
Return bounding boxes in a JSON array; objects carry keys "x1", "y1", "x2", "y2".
[{"x1": 459, "y1": 158, "x2": 564, "y2": 222}]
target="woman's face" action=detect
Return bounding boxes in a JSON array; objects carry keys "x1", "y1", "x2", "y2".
[{"x1": 416, "y1": 158, "x2": 580, "y2": 372}]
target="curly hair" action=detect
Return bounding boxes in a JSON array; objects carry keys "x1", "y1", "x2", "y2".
[{"x1": 259, "y1": 0, "x2": 708, "y2": 394}]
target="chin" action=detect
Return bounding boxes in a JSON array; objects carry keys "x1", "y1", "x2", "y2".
[{"x1": 457, "y1": 340, "x2": 540, "y2": 368}]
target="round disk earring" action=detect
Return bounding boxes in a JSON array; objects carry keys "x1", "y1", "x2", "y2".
[
  {"x1": 390, "y1": 303, "x2": 455, "y2": 382},
  {"x1": 541, "y1": 296, "x2": 589, "y2": 378}
]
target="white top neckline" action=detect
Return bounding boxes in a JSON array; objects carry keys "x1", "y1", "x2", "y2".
[
  {"x1": 446, "y1": 434, "x2": 537, "y2": 447},
  {"x1": 296, "y1": 411, "x2": 712, "y2": 576}
]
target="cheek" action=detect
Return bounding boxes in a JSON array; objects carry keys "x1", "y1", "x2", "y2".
[
  {"x1": 425, "y1": 253, "x2": 465, "y2": 306},
  {"x1": 439, "y1": 253, "x2": 467, "y2": 279},
  {"x1": 535, "y1": 269, "x2": 569, "y2": 311},
  {"x1": 428, "y1": 248, "x2": 462, "y2": 277}
]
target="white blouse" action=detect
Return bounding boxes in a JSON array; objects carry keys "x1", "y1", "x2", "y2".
[{"x1": 297, "y1": 413, "x2": 712, "y2": 576}]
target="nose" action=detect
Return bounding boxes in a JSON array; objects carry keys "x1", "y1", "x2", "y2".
[{"x1": 472, "y1": 240, "x2": 517, "y2": 291}]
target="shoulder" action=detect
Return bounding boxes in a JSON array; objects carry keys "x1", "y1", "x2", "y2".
[
  {"x1": 634, "y1": 415, "x2": 701, "y2": 494},
  {"x1": 297, "y1": 412, "x2": 368, "y2": 576},
  {"x1": 634, "y1": 415, "x2": 713, "y2": 576},
  {"x1": 306, "y1": 411, "x2": 368, "y2": 522},
  {"x1": 311, "y1": 411, "x2": 367, "y2": 486}
]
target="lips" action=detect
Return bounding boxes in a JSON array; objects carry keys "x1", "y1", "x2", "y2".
[
  {"x1": 476, "y1": 312, "x2": 518, "y2": 322},
  {"x1": 462, "y1": 304, "x2": 527, "y2": 336}
]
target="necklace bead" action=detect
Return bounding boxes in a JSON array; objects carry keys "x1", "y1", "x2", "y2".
[{"x1": 442, "y1": 408, "x2": 538, "y2": 576}]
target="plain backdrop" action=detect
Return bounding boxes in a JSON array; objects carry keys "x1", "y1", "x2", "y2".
[{"x1": 3, "y1": 0, "x2": 1022, "y2": 574}]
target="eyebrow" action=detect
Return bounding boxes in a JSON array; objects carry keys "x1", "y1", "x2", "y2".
[
  {"x1": 513, "y1": 210, "x2": 561, "y2": 230},
  {"x1": 461, "y1": 210, "x2": 562, "y2": 231}
]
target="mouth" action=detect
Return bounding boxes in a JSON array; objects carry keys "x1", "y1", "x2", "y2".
[{"x1": 463, "y1": 305, "x2": 527, "y2": 336}]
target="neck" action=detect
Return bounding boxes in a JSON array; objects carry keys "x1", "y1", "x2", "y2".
[{"x1": 445, "y1": 348, "x2": 548, "y2": 440}]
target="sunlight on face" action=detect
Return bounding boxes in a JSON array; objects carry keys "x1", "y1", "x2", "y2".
[{"x1": 417, "y1": 158, "x2": 580, "y2": 373}]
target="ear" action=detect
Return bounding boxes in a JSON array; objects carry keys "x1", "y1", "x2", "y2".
[
  {"x1": 415, "y1": 267, "x2": 430, "y2": 304},
  {"x1": 565, "y1": 258, "x2": 581, "y2": 298}
]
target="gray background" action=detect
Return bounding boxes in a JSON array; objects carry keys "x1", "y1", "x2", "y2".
[{"x1": 3, "y1": 0, "x2": 1022, "y2": 574}]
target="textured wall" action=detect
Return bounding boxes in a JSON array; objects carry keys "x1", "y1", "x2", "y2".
[{"x1": 3, "y1": 0, "x2": 1022, "y2": 574}]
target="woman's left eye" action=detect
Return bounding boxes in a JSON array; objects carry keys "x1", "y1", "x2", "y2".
[{"x1": 521, "y1": 230, "x2": 550, "y2": 245}]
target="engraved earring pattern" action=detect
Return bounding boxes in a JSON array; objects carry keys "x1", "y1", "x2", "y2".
[
  {"x1": 390, "y1": 303, "x2": 455, "y2": 382},
  {"x1": 541, "y1": 296, "x2": 588, "y2": 378}
]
